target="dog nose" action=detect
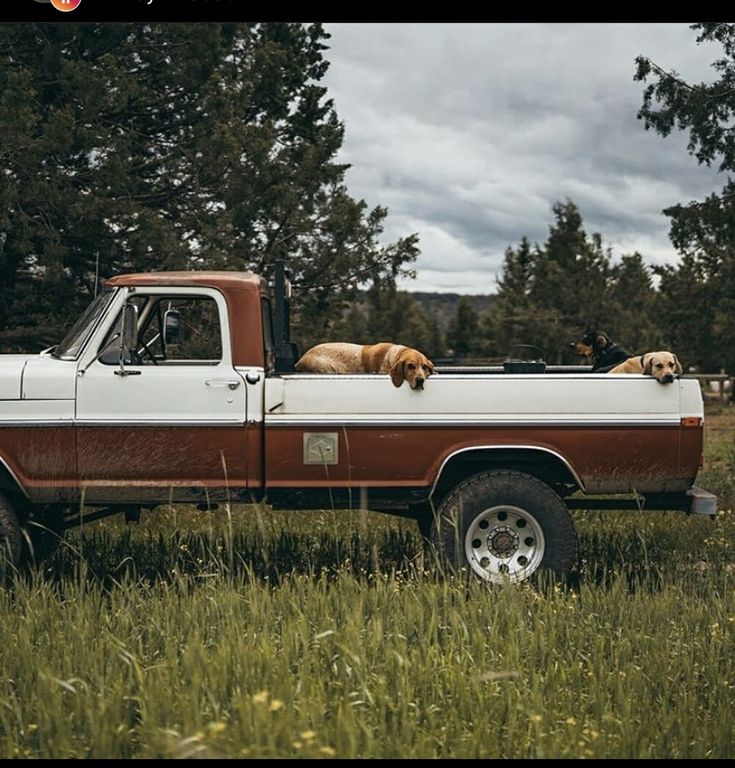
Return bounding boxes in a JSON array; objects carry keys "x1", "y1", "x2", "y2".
[
  {"x1": 415, "y1": 377, "x2": 424, "y2": 389},
  {"x1": 662, "y1": 374, "x2": 675, "y2": 383}
]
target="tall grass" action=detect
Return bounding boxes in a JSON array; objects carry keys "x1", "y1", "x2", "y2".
[{"x1": 0, "y1": 406, "x2": 733, "y2": 758}]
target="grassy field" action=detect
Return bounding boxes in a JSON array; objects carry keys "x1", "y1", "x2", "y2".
[{"x1": 0, "y1": 405, "x2": 733, "y2": 758}]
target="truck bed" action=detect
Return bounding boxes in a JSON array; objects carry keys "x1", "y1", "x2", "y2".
[{"x1": 262, "y1": 373, "x2": 704, "y2": 496}]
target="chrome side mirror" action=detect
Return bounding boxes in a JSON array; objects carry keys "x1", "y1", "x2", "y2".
[
  {"x1": 163, "y1": 309, "x2": 181, "y2": 346},
  {"x1": 116, "y1": 303, "x2": 140, "y2": 376}
]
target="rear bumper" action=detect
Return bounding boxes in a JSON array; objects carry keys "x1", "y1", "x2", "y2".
[{"x1": 686, "y1": 486, "x2": 718, "y2": 516}]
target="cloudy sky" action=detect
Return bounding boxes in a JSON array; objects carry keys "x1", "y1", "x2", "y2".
[{"x1": 321, "y1": 23, "x2": 726, "y2": 294}]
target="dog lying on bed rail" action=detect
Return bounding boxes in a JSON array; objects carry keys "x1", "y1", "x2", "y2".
[
  {"x1": 608, "y1": 351, "x2": 682, "y2": 384},
  {"x1": 571, "y1": 331, "x2": 681, "y2": 383},
  {"x1": 295, "y1": 342, "x2": 435, "y2": 390}
]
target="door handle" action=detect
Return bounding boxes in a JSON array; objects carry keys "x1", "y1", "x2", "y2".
[{"x1": 205, "y1": 379, "x2": 241, "y2": 390}]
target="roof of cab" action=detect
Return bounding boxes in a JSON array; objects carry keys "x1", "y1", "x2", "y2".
[{"x1": 106, "y1": 271, "x2": 267, "y2": 292}]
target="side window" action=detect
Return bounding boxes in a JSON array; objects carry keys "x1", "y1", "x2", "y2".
[
  {"x1": 153, "y1": 296, "x2": 222, "y2": 363},
  {"x1": 98, "y1": 294, "x2": 223, "y2": 365}
]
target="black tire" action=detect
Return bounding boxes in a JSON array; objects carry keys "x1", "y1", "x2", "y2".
[
  {"x1": 0, "y1": 493, "x2": 22, "y2": 572},
  {"x1": 430, "y1": 470, "x2": 577, "y2": 585},
  {"x1": 21, "y1": 508, "x2": 65, "y2": 566}
]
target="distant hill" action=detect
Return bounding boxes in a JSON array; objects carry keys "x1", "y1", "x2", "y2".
[{"x1": 407, "y1": 292, "x2": 496, "y2": 326}]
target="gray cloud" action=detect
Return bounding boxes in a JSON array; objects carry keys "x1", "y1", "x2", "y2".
[{"x1": 322, "y1": 23, "x2": 727, "y2": 293}]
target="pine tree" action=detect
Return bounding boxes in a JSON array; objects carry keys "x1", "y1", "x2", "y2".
[
  {"x1": 609, "y1": 252, "x2": 660, "y2": 353},
  {"x1": 487, "y1": 237, "x2": 542, "y2": 356},
  {"x1": 0, "y1": 23, "x2": 418, "y2": 351},
  {"x1": 635, "y1": 22, "x2": 735, "y2": 374},
  {"x1": 447, "y1": 297, "x2": 481, "y2": 359}
]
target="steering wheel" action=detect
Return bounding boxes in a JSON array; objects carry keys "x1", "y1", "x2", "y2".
[{"x1": 136, "y1": 340, "x2": 159, "y2": 365}]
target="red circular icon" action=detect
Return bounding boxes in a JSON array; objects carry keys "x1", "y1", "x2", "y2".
[{"x1": 50, "y1": 0, "x2": 81, "y2": 11}]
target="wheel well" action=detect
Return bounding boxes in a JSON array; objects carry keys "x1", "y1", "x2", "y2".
[{"x1": 431, "y1": 448, "x2": 582, "y2": 505}]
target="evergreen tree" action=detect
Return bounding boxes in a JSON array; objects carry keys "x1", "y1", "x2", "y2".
[
  {"x1": 609, "y1": 252, "x2": 661, "y2": 353},
  {"x1": 653, "y1": 256, "x2": 718, "y2": 372},
  {"x1": 635, "y1": 22, "x2": 735, "y2": 373},
  {"x1": 0, "y1": 23, "x2": 418, "y2": 351},
  {"x1": 491, "y1": 201, "x2": 613, "y2": 363},
  {"x1": 487, "y1": 237, "x2": 543, "y2": 357},
  {"x1": 423, "y1": 308, "x2": 446, "y2": 361},
  {"x1": 364, "y1": 282, "x2": 434, "y2": 354},
  {"x1": 329, "y1": 281, "x2": 437, "y2": 357},
  {"x1": 446, "y1": 297, "x2": 481, "y2": 358},
  {"x1": 528, "y1": 200, "x2": 614, "y2": 362},
  {"x1": 486, "y1": 202, "x2": 658, "y2": 365}
]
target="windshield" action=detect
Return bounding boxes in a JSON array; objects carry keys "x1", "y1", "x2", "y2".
[{"x1": 53, "y1": 288, "x2": 116, "y2": 360}]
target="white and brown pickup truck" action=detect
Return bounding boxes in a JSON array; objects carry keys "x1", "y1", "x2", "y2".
[{"x1": 0, "y1": 268, "x2": 716, "y2": 583}]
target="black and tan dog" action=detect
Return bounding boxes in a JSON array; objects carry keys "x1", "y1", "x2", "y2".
[{"x1": 571, "y1": 330, "x2": 630, "y2": 373}]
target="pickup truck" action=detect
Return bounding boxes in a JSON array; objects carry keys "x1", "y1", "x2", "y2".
[{"x1": 0, "y1": 267, "x2": 717, "y2": 584}]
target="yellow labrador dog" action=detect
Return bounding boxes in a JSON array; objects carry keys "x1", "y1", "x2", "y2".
[
  {"x1": 295, "y1": 342, "x2": 435, "y2": 390},
  {"x1": 608, "y1": 351, "x2": 682, "y2": 384}
]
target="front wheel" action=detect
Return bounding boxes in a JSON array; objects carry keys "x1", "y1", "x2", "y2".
[
  {"x1": 430, "y1": 470, "x2": 577, "y2": 584},
  {"x1": 0, "y1": 493, "x2": 22, "y2": 572},
  {"x1": 21, "y1": 506, "x2": 66, "y2": 566}
]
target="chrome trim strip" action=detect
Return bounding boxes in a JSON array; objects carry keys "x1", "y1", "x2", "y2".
[
  {"x1": 0, "y1": 457, "x2": 29, "y2": 498},
  {"x1": 2, "y1": 417, "x2": 684, "y2": 428},
  {"x1": 0, "y1": 420, "x2": 251, "y2": 427},
  {"x1": 0, "y1": 421, "x2": 74, "y2": 427},
  {"x1": 263, "y1": 418, "x2": 682, "y2": 428},
  {"x1": 73, "y1": 420, "x2": 247, "y2": 427},
  {"x1": 429, "y1": 444, "x2": 586, "y2": 497}
]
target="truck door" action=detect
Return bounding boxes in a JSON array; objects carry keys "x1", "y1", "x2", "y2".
[{"x1": 75, "y1": 287, "x2": 248, "y2": 503}]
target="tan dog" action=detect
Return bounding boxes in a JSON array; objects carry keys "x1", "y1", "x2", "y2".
[
  {"x1": 608, "y1": 351, "x2": 682, "y2": 384},
  {"x1": 295, "y1": 342, "x2": 435, "y2": 390}
]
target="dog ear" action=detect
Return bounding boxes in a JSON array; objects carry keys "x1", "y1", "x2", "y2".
[
  {"x1": 673, "y1": 355, "x2": 683, "y2": 375},
  {"x1": 426, "y1": 360, "x2": 435, "y2": 376},
  {"x1": 390, "y1": 360, "x2": 405, "y2": 388},
  {"x1": 642, "y1": 354, "x2": 653, "y2": 376}
]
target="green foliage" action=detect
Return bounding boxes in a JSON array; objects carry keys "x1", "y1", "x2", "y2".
[
  {"x1": 635, "y1": 22, "x2": 735, "y2": 374},
  {"x1": 635, "y1": 23, "x2": 735, "y2": 172},
  {"x1": 446, "y1": 297, "x2": 483, "y2": 357},
  {"x1": 0, "y1": 23, "x2": 418, "y2": 352},
  {"x1": 0, "y1": 501, "x2": 733, "y2": 757},
  {"x1": 485, "y1": 202, "x2": 659, "y2": 363},
  {"x1": 609, "y1": 252, "x2": 664, "y2": 352},
  {"x1": 328, "y1": 281, "x2": 444, "y2": 359}
]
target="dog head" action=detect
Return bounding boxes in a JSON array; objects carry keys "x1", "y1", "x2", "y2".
[
  {"x1": 585, "y1": 330, "x2": 614, "y2": 356},
  {"x1": 571, "y1": 330, "x2": 614, "y2": 360},
  {"x1": 642, "y1": 351, "x2": 682, "y2": 384},
  {"x1": 390, "y1": 348, "x2": 435, "y2": 390},
  {"x1": 570, "y1": 340, "x2": 594, "y2": 359}
]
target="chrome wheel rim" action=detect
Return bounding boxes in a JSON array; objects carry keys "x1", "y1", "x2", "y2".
[{"x1": 464, "y1": 504, "x2": 545, "y2": 583}]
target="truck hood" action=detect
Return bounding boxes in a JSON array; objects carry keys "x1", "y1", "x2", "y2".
[{"x1": 0, "y1": 355, "x2": 32, "y2": 399}]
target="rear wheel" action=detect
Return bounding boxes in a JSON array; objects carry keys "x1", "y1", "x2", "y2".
[{"x1": 430, "y1": 470, "x2": 577, "y2": 584}]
